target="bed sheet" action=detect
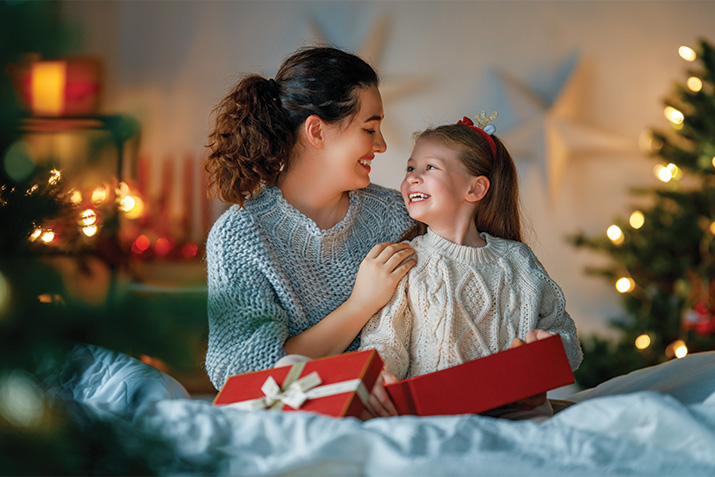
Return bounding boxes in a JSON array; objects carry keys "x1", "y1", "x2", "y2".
[{"x1": 54, "y1": 344, "x2": 715, "y2": 476}]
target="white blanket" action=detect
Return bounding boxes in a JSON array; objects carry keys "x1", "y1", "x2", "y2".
[{"x1": 54, "y1": 345, "x2": 715, "y2": 476}]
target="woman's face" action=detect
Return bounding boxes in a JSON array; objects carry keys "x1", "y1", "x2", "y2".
[{"x1": 321, "y1": 85, "x2": 387, "y2": 191}]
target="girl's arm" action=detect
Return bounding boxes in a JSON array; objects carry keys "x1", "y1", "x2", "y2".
[{"x1": 284, "y1": 242, "x2": 415, "y2": 358}]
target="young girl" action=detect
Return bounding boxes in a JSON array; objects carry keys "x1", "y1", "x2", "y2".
[
  {"x1": 203, "y1": 46, "x2": 417, "y2": 402},
  {"x1": 359, "y1": 114, "x2": 583, "y2": 418}
]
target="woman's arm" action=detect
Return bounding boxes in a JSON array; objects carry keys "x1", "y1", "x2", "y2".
[{"x1": 284, "y1": 241, "x2": 415, "y2": 358}]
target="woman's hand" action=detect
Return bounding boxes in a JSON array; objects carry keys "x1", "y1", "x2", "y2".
[
  {"x1": 350, "y1": 242, "x2": 416, "y2": 317},
  {"x1": 361, "y1": 369, "x2": 399, "y2": 420}
]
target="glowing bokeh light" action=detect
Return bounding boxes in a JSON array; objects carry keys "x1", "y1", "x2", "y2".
[
  {"x1": 91, "y1": 186, "x2": 108, "y2": 204},
  {"x1": 80, "y1": 209, "x2": 97, "y2": 226},
  {"x1": 40, "y1": 231, "x2": 54, "y2": 243},
  {"x1": 654, "y1": 164, "x2": 672, "y2": 182},
  {"x1": 635, "y1": 334, "x2": 651, "y2": 350},
  {"x1": 616, "y1": 277, "x2": 635, "y2": 293},
  {"x1": 629, "y1": 211, "x2": 645, "y2": 229},
  {"x1": 664, "y1": 106, "x2": 684, "y2": 125},
  {"x1": 48, "y1": 169, "x2": 61, "y2": 185},
  {"x1": 607, "y1": 225, "x2": 624, "y2": 245},
  {"x1": 69, "y1": 189, "x2": 82, "y2": 205},
  {"x1": 82, "y1": 225, "x2": 98, "y2": 237},
  {"x1": 678, "y1": 46, "x2": 697, "y2": 62},
  {"x1": 686, "y1": 76, "x2": 703, "y2": 92},
  {"x1": 131, "y1": 235, "x2": 151, "y2": 255},
  {"x1": 154, "y1": 237, "x2": 175, "y2": 257},
  {"x1": 0, "y1": 372, "x2": 45, "y2": 428}
]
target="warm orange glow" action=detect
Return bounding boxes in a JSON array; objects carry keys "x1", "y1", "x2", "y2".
[
  {"x1": 31, "y1": 61, "x2": 67, "y2": 116},
  {"x1": 180, "y1": 242, "x2": 199, "y2": 259},
  {"x1": 635, "y1": 334, "x2": 651, "y2": 350}
]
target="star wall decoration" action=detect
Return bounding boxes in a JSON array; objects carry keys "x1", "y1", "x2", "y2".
[
  {"x1": 306, "y1": 16, "x2": 430, "y2": 147},
  {"x1": 499, "y1": 59, "x2": 638, "y2": 205}
]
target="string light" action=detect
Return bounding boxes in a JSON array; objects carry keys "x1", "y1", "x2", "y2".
[
  {"x1": 29, "y1": 227, "x2": 42, "y2": 242},
  {"x1": 654, "y1": 164, "x2": 672, "y2": 182},
  {"x1": 629, "y1": 211, "x2": 645, "y2": 229},
  {"x1": 607, "y1": 225, "x2": 624, "y2": 245},
  {"x1": 40, "y1": 230, "x2": 54, "y2": 243},
  {"x1": 69, "y1": 189, "x2": 82, "y2": 205},
  {"x1": 91, "y1": 186, "x2": 108, "y2": 204},
  {"x1": 80, "y1": 209, "x2": 97, "y2": 226},
  {"x1": 678, "y1": 45, "x2": 697, "y2": 62},
  {"x1": 664, "y1": 106, "x2": 684, "y2": 125},
  {"x1": 635, "y1": 334, "x2": 651, "y2": 350},
  {"x1": 616, "y1": 277, "x2": 635, "y2": 293},
  {"x1": 81, "y1": 225, "x2": 98, "y2": 237},
  {"x1": 709, "y1": 221, "x2": 715, "y2": 235},
  {"x1": 48, "y1": 169, "x2": 61, "y2": 185},
  {"x1": 131, "y1": 235, "x2": 151, "y2": 255},
  {"x1": 686, "y1": 76, "x2": 703, "y2": 92},
  {"x1": 666, "y1": 339, "x2": 688, "y2": 359},
  {"x1": 666, "y1": 163, "x2": 682, "y2": 180},
  {"x1": 712, "y1": 156, "x2": 715, "y2": 168}
]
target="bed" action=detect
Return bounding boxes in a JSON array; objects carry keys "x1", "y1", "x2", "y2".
[{"x1": 48, "y1": 343, "x2": 715, "y2": 476}]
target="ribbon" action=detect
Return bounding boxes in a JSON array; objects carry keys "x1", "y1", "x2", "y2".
[{"x1": 225, "y1": 362, "x2": 369, "y2": 412}]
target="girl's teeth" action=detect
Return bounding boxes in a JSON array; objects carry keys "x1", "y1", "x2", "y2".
[
  {"x1": 409, "y1": 193, "x2": 430, "y2": 202},
  {"x1": 359, "y1": 160, "x2": 372, "y2": 166}
]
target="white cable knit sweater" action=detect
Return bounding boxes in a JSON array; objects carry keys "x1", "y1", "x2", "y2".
[{"x1": 359, "y1": 228, "x2": 583, "y2": 380}]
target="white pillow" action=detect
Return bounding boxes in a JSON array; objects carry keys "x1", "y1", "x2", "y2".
[
  {"x1": 46, "y1": 343, "x2": 190, "y2": 418},
  {"x1": 570, "y1": 350, "x2": 715, "y2": 405}
]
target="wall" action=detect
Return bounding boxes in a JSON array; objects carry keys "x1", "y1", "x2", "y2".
[{"x1": 61, "y1": 0, "x2": 715, "y2": 337}]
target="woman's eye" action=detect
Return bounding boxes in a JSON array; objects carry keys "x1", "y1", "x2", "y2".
[{"x1": 365, "y1": 129, "x2": 376, "y2": 135}]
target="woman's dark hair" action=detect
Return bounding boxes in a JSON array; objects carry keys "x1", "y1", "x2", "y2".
[
  {"x1": 402, "y1": 124, "x2": 522, "y2": 243},
  {"x1": 205, "y1": 46, "x2": 379, "y2": 206}
]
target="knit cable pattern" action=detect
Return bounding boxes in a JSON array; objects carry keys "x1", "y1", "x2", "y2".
[{"x1": 359, "y1": 229, "x2": 583, "y2": 380}]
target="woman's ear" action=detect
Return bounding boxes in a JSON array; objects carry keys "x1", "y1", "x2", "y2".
[
  {"x1": 302, "y1": 115, "x2": 325, "y2": 149},
  {"x1": 465, "y1": 176, "x2": 490, "y2": 202}
]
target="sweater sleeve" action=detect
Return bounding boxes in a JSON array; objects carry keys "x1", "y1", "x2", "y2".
[
  {"x1": 524, "y1": 249, "x2": 584, "y2": 371},
  {"x1": 359, "y1": 277, "x2": 412, "y2": 380},
  {"x1": 204, "y1": 212, "x2": 290, "y2": 390}
]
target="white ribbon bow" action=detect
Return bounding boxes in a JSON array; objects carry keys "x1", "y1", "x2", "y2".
[{"x1": 224, "y1": 361, "x2": 369, "y2": 412}]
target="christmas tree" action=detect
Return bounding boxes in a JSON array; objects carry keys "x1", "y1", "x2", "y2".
[
  {"x1": 0, "y1": 2, "x2": 207, "y2": 473},
  {"x1": 570, "y1": 38, "x2": 715, "y2": 389}
]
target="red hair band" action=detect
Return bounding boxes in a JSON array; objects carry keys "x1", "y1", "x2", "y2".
[{"x1": 457, "y1": 115, "x2": 497, "y2": 158}]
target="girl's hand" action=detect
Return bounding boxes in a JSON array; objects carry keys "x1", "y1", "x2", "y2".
[
  {"x1": 507, "y1": 329, "x2": 555, "y2": 409},
  {"x1": 361, "y1": 369, "x2": 398, "y2": 420},
  {"x1": 350, "y1": 242, "x2": 416, "y2": 317}
]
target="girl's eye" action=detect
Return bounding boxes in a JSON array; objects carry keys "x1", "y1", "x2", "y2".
[
  {"x1": 426, "y1": 164, "x2": 436, "y2": 170},
  {"x1": 406, "y1": 166, "x2": 414, "y2": 172}
]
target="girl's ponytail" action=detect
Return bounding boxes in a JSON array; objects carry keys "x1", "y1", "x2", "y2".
[
  {"x1": 473, "y1": 135, "x2": 522, "y2": 242},
  {"x1": 205, "y1": 75, "x2": 293, "y2": 207}
]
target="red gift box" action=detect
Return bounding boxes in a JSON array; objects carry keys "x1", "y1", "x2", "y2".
[
  {"x1": 385, "y1": 334, "x2": 574, "y2": 416},
  {"x1": 213, "y1": 349, "x2": 383, "y2": 418}
]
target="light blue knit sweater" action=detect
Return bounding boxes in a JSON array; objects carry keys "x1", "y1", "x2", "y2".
[{"x1": 205, "y1": 183, "x2": 414, "y2": 389}]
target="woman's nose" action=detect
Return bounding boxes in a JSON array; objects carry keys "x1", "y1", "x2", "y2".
[{"x1": 373, "y1": 130, "x2": 387, "y2": 153}]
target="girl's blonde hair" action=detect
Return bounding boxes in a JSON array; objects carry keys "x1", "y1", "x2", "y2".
[{"x1": 407, "y1": 123, "x2": 522, "y2": 242}]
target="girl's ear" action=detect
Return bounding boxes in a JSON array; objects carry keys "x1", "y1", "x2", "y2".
[
  {"x1": 302, "y1": 115, "x2": 325, "y2": 149},
  {"x1": 465, "y1": 176, "x2": 490, "y2": 202}
]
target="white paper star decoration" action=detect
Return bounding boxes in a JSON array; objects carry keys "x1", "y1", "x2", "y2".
[{"x1": 499, "y1": 59, "x2": 637, "y2": 205}]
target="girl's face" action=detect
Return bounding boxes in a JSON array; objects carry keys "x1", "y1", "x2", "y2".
[
  {"x1": 321, "y1": 85, "x2": 387, "y2": 191},
  {"x1": 401, "y1": 137, "x2": 478, "y2": 232}
]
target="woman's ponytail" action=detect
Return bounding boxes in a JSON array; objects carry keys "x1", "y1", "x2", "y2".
[{"x1": 205, "y1": 75, "x2": 293, "y2": 207}]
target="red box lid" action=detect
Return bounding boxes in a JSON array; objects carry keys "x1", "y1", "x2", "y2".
[
  {"x1": 214, "y1": 349, "x2": 383, "y2": 418},
  {"x1": 386, "y1": 334, "x2": 574, "y2": 416}
]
